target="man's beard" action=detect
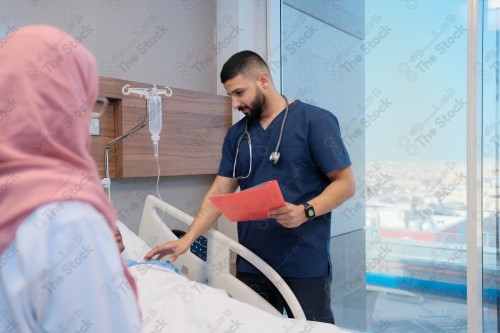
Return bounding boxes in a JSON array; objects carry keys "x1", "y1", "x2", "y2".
[{"x1": 240, "y1": 90, "x2": 266, "y2": 120}]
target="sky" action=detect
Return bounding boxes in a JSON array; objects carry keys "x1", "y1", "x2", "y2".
[{"x1": 364, "y1": 0, "x2": 498, "y2": 162}]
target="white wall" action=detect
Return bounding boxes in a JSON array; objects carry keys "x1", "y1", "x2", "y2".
[
  {"x1": 0, "y1": 0, "x2": 218, "y2": 93},
  {"x1": 0, "y1": 0, "x2": 270, "y2": 233}
]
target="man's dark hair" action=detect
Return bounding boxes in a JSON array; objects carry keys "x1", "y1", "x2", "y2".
[{"x1": 220, "y1": 50, "x2": 270, "y2": 83}]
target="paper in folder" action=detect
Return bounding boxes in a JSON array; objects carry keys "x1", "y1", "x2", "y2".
[{"x1": 209, "y1": 180, "x2": 285, "y2": 222}]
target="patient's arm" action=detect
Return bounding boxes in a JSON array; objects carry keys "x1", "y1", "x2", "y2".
[{"x1": 144, "y1": 175, "x2": 238, "y2": 261}]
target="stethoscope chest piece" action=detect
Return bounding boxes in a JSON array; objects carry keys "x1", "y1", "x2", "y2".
[{"x1": 269, "y1": 151, "x2": 280, "y2": 165}]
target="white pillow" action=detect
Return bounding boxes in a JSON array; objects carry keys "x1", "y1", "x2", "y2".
[{"x1": 117, "y1": 221, "x2": 152, "y2": 261}]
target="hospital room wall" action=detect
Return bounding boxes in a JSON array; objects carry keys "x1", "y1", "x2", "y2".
[{"x1": 0, "y1": 0, "x2": 256, "y2": 233}]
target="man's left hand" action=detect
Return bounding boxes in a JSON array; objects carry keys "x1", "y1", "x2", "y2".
[{"x1": 268, "y1": 202, "x2": 307, "y2": 228}]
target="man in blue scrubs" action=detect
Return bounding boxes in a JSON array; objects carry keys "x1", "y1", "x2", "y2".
[{"x1": 146, "y1": 50, "x2": 355, "y2": 324}]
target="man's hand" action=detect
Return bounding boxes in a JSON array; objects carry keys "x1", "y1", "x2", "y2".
[
  {"x1": 268, "y1": 202, "x2": 307, "y2": 228},
  {"x1": 144, "y1": 237, "x2": 191, "y2": 263},
  {"x1": 269, "y1": 166, "x2": 355, "y2": 229}
]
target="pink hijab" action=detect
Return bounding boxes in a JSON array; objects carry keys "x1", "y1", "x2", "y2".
[
  {"x1": 0, "y1": 24, "x2": 115, "y2": 250},
  {"x1": 0, "y1": 25, "x2": 138, "y2": 302}
]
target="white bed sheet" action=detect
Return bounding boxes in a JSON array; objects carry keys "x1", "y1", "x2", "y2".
[
  {"x1": 117, "y1": 221, "x2": 349, "y2": 333},
  {"x1": 129, "y1": 263, "x2": 346, "y2": 333}
]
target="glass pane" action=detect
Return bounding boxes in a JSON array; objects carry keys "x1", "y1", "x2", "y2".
[
  {"x1": 364, "y1": 2, "x2": 468, "y2": 332},
  {"x1": 282, "y1": 0, "x2": 470, "y2": 331},
  {"x1": 482, "y1": 3, "x2": 500, "y2": 332}
]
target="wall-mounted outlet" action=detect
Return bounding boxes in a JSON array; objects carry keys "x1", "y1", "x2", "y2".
[{"x1": 90, "y1": 119, "x2": 99, "y2": 135}]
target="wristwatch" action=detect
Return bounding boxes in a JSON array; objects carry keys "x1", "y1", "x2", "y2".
[{"x1": 302, "y1": 202, "x2": 315, "y2": 221}]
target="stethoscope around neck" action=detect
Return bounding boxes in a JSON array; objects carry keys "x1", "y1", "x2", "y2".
[{"x1": 233, "y1": 95, "x2": 289, "y2": 180}]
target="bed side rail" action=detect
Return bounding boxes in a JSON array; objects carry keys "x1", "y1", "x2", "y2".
[{"x1": 138, "y1": 195, "x2": 306, "y2": 320}]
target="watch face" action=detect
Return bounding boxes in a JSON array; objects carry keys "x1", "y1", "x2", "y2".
[{"x1": 304, "y1": 204, "x2": 315, "y2": 219}]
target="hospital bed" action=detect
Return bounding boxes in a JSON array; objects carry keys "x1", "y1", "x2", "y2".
[
  {"x1": 137, "y1": 194, "x2": 303, "y2": 317},
  {"x1": 119, "y1": 195, "x2": 349, "y2": 333}
]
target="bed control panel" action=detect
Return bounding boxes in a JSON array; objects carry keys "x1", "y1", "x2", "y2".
[
  {"x1": 190, "y1": 235, "x2": 208, "y2": 261},
  {"x1": 172, "y1": 229, "x2": 207, "y2": 261}
]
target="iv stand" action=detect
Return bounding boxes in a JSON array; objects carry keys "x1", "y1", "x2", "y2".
[
  {"x1": 102, "y1": 99, "x2": 148, "y2": 201},
  {"x1": 102, "y1": 84, "x2": 171, "y2": 201}
]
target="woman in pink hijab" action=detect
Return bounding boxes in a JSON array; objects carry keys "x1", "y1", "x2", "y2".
[{"x1": 0, "y1": 26, "x2": 141, "y2": 332}]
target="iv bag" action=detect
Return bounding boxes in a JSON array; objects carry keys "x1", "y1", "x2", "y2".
[{"x1": 148, "y1": 95, "x2": 162, "y2": 140}]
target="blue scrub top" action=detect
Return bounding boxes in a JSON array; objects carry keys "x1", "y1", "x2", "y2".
[{"x1": 218, "y1": 100, "x2": 351, "y2": 278}]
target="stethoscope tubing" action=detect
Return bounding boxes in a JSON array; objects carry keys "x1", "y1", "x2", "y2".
[{"x1": 233, "y1": 95, "x2": 289, "y2": 179}]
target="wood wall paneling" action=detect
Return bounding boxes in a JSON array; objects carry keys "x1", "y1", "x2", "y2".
[{"x1": 90, "y1": 76, "x2": 232, "y2": 178}]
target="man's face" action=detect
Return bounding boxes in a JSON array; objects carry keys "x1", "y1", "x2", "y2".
[
  {"x1": 244, "y1": 88, "x2": 266, "y2": 120},
  {"x1": 224, "y1": 74, "x2": 267, "y2": 120}
]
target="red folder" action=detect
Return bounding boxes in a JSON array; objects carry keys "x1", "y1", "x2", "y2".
[{"x1": 209, "y1": 180, "x2": 285, "y2": 222}]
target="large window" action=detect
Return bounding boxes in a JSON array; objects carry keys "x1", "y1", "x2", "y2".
[{"x1": 279, "y1": 1, "x2": 500, "y2": 332}]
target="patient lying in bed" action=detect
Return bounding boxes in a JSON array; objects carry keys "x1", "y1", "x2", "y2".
[
  {"x1": 115, "y1": 226, "x2": 182, "y2": 275},
  {"x1": 114, "y1": 222, "x2": 348, "y2": 333}
]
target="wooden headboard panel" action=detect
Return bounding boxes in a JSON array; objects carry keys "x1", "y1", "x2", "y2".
[{"x1": 90, "y1": 76, "x2": 232, "y2": 177}]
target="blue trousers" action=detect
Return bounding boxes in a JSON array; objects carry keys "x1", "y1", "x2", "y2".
[{"x1": 236, "y1": 271, "x2": 335, "y2": 325}]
